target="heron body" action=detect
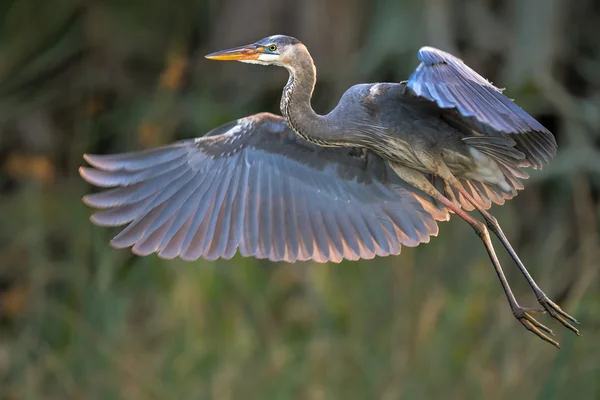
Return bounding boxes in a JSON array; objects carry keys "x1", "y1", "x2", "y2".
[{"x1": 80, "y1": 35, "x2": 578, "y2": 347}]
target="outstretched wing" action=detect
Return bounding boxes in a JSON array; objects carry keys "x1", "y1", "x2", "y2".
[
  {"x1": 407, "y1": 46, "x2": 557, "y2": 169},
  {"x1": 80, "y1": 113, "x2": 447, "y2": 263}
]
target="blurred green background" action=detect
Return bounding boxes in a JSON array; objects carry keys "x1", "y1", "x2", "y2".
[{"x1": 1, "y1": 0, "x2": 599, "y2": 399}]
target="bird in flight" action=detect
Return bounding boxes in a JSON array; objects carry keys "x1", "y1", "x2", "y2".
[{"x1": 80, "y1": 35, "x2": 579, "y2": 347}]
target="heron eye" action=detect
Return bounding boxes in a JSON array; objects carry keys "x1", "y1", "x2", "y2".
[{"x1": 268, "y1": 44, "x2": 277, "y2": 52}]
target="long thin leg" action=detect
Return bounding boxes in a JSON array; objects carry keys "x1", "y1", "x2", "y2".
[
  {"x1": 453, "y1": 185, "x2": 580, "y2": 336},
  {"x1": 389, "y1": 164, "x2": 560, "y2": 347}
]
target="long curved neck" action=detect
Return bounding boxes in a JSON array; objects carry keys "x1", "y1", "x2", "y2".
[{"x1": 280, "y1": 50, "x2": 341, "y2": 146}]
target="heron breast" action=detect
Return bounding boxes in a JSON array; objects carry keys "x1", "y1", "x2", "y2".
[{"x1": 373, "y1": 137, "x2": 425, "y2": 171}]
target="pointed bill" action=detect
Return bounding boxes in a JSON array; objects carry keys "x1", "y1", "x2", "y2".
[{"x1": 205, "y1": 45, "x2": 264, "y2": 61}]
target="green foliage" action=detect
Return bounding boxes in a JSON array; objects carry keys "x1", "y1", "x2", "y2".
[{"x1": 1, "y1": 0, "x2": 599, "y2": 399}]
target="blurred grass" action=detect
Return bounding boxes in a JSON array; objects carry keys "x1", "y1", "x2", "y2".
[{"x1": 1, "y1": 0, "x2": 600, "y2": 399}]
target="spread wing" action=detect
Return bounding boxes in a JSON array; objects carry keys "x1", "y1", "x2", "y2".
[
  {"x1": 407, "y1": 46, "x2": 557, "y2": 169},
  {"x1": 80, "y1": 113, "x2": 447, "y2": 263}
]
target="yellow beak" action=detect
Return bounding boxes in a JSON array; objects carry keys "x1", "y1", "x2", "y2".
[{"x1": 205, "y1": 45, "x2": 264, "y2": 61}]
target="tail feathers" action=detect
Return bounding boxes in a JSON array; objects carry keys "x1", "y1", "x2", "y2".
[
  {"x1": 448, "y1": 136, "x2": 530, "y2": 210},
  {"x1": 435, "y1": 177, "x2": 515, "y2": 212},
  {"x1": 462, "y1": 136, "x2": 528, "y2": 169}
]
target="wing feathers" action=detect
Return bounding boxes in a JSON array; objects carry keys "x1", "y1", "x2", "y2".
[
  {"x1": 224, "y1": 162, "x2": 249, "y2": 259},
  {"x1": 269, "y1": 164, "x2": 287, "y2": 261},
  {"x1": 81, "y1": 114, "x2": 444, "y2": 263},
  {"x1": 294, "y1": 184, "x2": 315, "y2": 260},
  {"x1": 348, "y1": 213, "x2": 376, "y2": 259},
  {"x1": 258, "y1": 164, "x2": 274, "y2": 260},
  {"x1": 280, "y1": 168, "x2": 300, "y2": 261},
  {"x1": 240, "y1": 162, "x2": 260, "y2": 257},
  {"x1": 408, "y1": 46, "x2": 557, "y2": 169},
  {"x1": 207, "y1": 166, "x2": 243, "y2": 260}
]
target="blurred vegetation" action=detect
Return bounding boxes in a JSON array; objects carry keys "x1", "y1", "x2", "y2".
[{"x1": 1, "y1": 0, "x2": 599, "y2": 399}]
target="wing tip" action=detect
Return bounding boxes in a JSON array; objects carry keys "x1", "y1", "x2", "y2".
[
  {"x1": 82, "y1": 153, "x2": 108, "y2": 170},
  {"x1": 131, "y1": 243, "x2": 152, "y2": 257},
  {"x1": 157, "y1": 251, "x2": 179, "y2": 260},
  {"x1": 89, "y1": 213, "x2": 102, "y2": 226},
  {"x1": 417, "y1": 46, "x2": 462, "y2": 66},
  {"x1": 82, "y1": 153, "x2": 93, "y2": 164},
  {"x1": 82, "y1": 192, "x2": 98, "y2": 208},
  {"x1": 79, "y1": 166, "x2": 102, "y2": 186},
  {"x1": 110, "y1": 237, "x2": 133, "y2": 250},
  {"x1": 79, "y1": 165, "x2": 90, "y2": 179}
]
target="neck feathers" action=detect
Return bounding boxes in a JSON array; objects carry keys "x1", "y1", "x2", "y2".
[
  {"x1": 280, "y1": 45, "x2": 316, "y2": 119},
  {"x1": 280, "y1": 46, "x2": 337, "y2": 146}
]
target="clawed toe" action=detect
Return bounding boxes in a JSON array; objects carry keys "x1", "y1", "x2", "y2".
[
  {"x1": 538, "y1": 296, "x2": 580, "y2": 336},
  {"x1": 514, "y1": 307, "x2": 559, "y2": 348},
  {"x1": 513, "y1": 296, "x2": 580, "y2": 348}
]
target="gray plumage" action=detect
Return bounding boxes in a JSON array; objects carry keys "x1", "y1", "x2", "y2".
[
  {"x1": 81, "y1": 114, "x2": 446, "y2": 262},
  {"x1": 80, "y1": 35, "x2": 578, "y2": 347}
]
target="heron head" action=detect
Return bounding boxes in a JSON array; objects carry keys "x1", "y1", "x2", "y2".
[{"x1": 205, "y1": 35, "x2": 303, "y2": 67}]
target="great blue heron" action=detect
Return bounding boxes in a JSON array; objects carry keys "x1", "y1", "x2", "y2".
[{"x1": 79, "y1": 35, "x2": 579, "y2": 347}]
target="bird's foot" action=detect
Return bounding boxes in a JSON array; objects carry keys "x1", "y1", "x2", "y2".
[
  {"x1": 537, "y1": 295, "x2": 580, "y2": 336},
  {"x1": 512, "y1": 306, "x2": 560, "y2": 348}
]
